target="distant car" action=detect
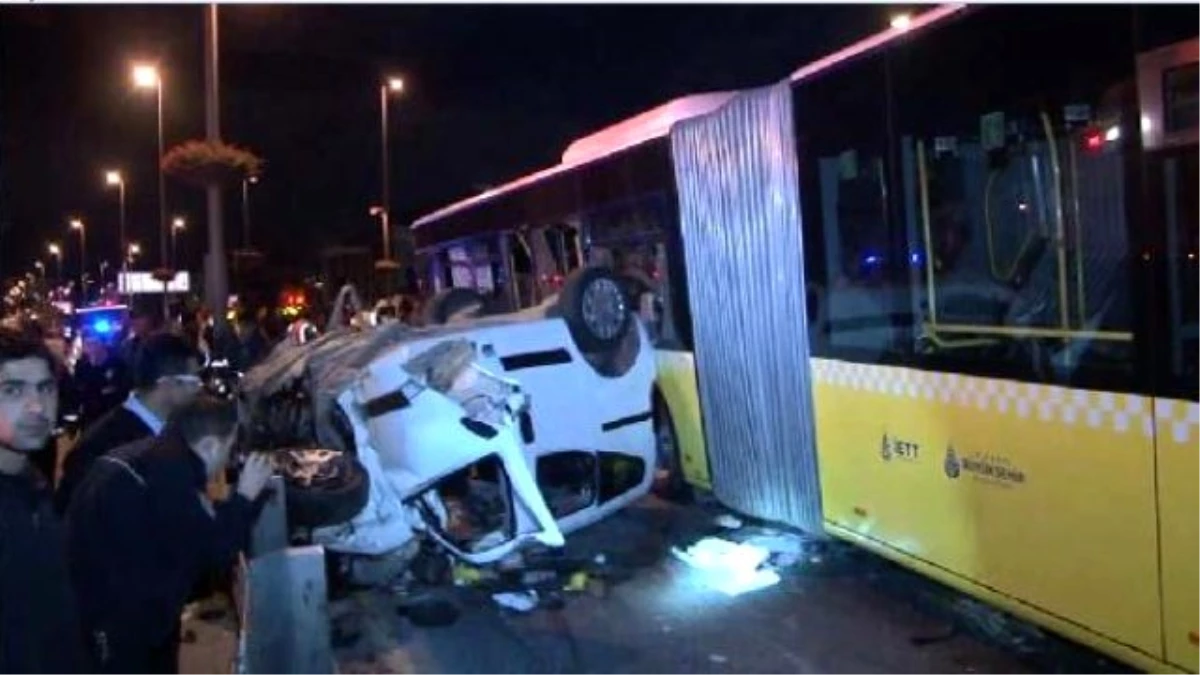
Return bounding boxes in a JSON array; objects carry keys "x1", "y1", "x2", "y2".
[{"x1": 239, "y1": 266, "x2": 658, "y2": 569}]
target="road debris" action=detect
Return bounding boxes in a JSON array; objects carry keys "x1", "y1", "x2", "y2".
[{"x1": 492, "y1": 590, "x2": 539, "y2": 612}]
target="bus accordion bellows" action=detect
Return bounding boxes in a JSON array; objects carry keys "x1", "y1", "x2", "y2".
[{"x1": 410, "y1": 5, "x2": 1198, "y2": 672}]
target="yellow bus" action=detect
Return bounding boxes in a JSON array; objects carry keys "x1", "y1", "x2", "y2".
[{"x1": 410, "y1": 5, "x2": 1198, "y2": 672}]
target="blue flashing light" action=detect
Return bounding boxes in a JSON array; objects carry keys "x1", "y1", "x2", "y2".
[
  {"x1": 92, "y1": 319, "x2": 113, "y2": 334},
  {"x1": 910, "y1": 251, "x2": 924, "y2": 266}
]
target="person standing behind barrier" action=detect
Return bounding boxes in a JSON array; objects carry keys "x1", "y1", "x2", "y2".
[
  {"x1": 54, "y1": 332, "x2": 202, "y2": 515},
  {"x1": 0, "y1": 327, "x2": 87, "y2": 672},
  {"x1": 65, "y1": 395, "x2": 273, "y2": 674}
]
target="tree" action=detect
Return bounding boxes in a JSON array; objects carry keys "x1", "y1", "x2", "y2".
[{"x1": 162, "y1": 140, "x2": 264, "y2": 188}]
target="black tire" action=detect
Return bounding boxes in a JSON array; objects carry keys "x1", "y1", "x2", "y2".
[
  {"x1": 557, "y1": 266, "x2": 632, "y2": 354},
  {"x1": 283, "y1": 451, "x2": 371, "y2": 529},
  {"x1": 652, "y1": 396, "x2": 692, "y2": 502},
  {"x1": 424, "y1": 288, "x2": 488, "y2": 325}
]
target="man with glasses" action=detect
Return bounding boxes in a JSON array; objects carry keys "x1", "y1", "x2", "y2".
[
  {"x1": 55, "y1": 332, "x2": 202, "y2": 514},
  {"x1": 0, "y1": 327, "x2": 87, "y2": 672}
]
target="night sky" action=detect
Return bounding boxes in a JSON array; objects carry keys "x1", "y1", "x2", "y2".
[{"x1": 0, "y1": 3, "x2": 887, "y2": 280}]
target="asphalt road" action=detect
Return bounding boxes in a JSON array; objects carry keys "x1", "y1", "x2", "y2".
[{"x1": 174, "y1": 496, "x2": 1124, "y2": 674}]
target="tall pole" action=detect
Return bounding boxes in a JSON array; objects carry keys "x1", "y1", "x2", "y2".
[
  {"x1": 380, "y1": 210, "x2": 391, "y2": 262},
  {"x1": 155, "y1": 80, "x2": 170, "y2": 320},
  {"x1": 379, "y1": 84, "x2": 390, "y2": 260},
  {"x1": 78, "y1": 226, "x2": 87, "y2": 301},
  {"x1": 204, "y1": 3, "x2": 229, "y2": 331},
  {"x1": 118, "y1": 181, "x2": 127, "y2": 272},
  {"x1": 241, "y1": 178, "x2": 251, "y2": 249}
]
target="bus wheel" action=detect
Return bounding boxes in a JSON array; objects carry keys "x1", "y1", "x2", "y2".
[
  {"x1": 424, "y1": 288, "x2": 487, "y2": 325},
  {"x1": 559, "y1": 266, "x2": 632, "y2": 354},
  {"x1": 653, "y1": 399, "x2": 691, "y2": 502}
]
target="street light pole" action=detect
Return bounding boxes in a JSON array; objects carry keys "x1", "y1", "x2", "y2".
[
  {"x1": 379, "y1": 77, "x2": 403, "y2": 263},
  {"x1": 47, "y1": 243, "x2": 61, "y2": 281},
  {"x1": 380, "y1": 84, "x2": 390, "y2": 237},
  {"x1": 240, "y1": 175, "x2": 257, "y2": 249},
  {"x1": 204, "y1": 2, "x2": 229, "y2": 331},
  {"x1": 105, "y1": 171, "x2": 127, "y2": 272},
  {"x1": 172, "y1": 217, "x2": 185, "y2": 269},
  {"x1": 70, "y1": 219, "x2": 86, "y2": 301}
]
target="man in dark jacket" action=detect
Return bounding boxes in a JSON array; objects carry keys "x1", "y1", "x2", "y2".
[
  {"x1": 65, "y1": 395, "x2": 273, "y2": 673},
  {"x1": 55, "y1": 331, "x2": 202, "y2": 514},
  {"x1": 0, "y1": 327, "x2": 87, "y2": 672},
  {"x1": 72, "y1": 336, "x2": 131, "y2": 429}
]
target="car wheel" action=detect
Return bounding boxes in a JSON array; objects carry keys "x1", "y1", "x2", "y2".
[
  {"x1": 280, "y1": 449, "x2": 370, "y2": 529},
  {"x1": 652, "y1": 398, "x2": 691, "y2": 502},
  {"x1": 424, "y1": 288, "x2": 488, "y2": 325},
  {"x1": 558, "y1": 266, "x2": 632, "y2": 354}
]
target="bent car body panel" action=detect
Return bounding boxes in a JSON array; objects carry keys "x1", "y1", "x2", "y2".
[{"x1": 253, "y1": 310, "x2": 657, "y2": 565}]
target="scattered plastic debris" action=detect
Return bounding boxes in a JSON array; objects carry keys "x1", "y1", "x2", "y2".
[
  {"x1": 492, "y1": 590, "x2": 539, "y2": 612},
  {"x1": 740, "y1": 530, "x2": 813, "y2": 570},
  {"x1": 671, "y1": 537, "x2": 780, "y2": 596},
  {"x1": 564, "y1": 571, "x2": 590, "y2": 592},
  {"x1": 714, "y1": 514, "x2": 744, "y2": 530}
]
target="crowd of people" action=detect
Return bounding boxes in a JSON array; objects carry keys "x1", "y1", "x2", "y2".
[
  {"x1": 0, "y1": 318, "x2": 274, "y2": 673},
  {"x1": 0, "y1": 285, "x2": 433, "y2": 673}
]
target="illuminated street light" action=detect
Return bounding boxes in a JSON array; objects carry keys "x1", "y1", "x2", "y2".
[
  {"x1": 890, "y1": 13, "x2": 912, "y2": 31},
  {"x1": 131, "y1": 63, "x2": 160, "y2": 88},
  {"x1": 69, "y1": 218, "x2": 87, "y2": 297},
  {"x1": 241, "y1": 175, "x2": 260, "y2": 250},
  {"x1": 131, "y1": 60, "x2": 169, "y2": 318},
  {"x1": 171, "y1": 216, "x2": 186, "y2": 269},
  {"x1": 378, "y1": 75, "x2": 406, "y2": 264},
  {"x1": 104, "y1": 169, "x2": 128, "y2": 272}
]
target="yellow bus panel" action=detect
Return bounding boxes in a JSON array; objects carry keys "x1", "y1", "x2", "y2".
[
  {"x1": 655, "y1": 349, "x2": 712, "y2": 489},
  {"x1": 1155, "y1": 398, "x2": 1200, "y2": 673},
  {"x1": 811, "y1": 358, "x2": 1163, "y2": 665}
]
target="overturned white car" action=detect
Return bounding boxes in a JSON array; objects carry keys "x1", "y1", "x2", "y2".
[{"x1": 239, "y1": 267, "x2": 659, "y2": 570}]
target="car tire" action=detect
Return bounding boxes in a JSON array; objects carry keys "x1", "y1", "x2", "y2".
[
  {"x1": 283, "y1": 451, "x2": 371, "y2": 529},
  {"x1": 424, "y1": 288, "x2": 488, "y2": 325},
  {"x1": 557, "y1": 266, "x2": 632, "y2": 354},
  {"x1": 652, "y1": 396, "x2": 692, "y2": 502}
]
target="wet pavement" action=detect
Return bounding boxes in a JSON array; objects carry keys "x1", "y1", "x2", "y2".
[{"x1": 311, "y1": 497, "x2": 1123, "y2": 674}]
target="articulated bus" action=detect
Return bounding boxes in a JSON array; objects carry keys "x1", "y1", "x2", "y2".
[{"x1": 410, "y1": 6, "x2": 1198, "y2": 672}]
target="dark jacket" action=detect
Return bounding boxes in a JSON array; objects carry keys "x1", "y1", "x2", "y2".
[
  {"x1": 72, "y1": 354, "x2": 131, "y2": 429},
  {"x1": 55, "y1": 405, "x2": 154, "y2": 515},
  {"x1": 64, "y1": 432, "x2": 254, "y2": 666},
  {"x1": 0, "y1": 467, "x2": 88, "y2": 673}
]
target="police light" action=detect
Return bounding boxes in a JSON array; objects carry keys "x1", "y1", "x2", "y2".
[{"x1": 92, "y1": 319, "x2": 113, "y2": 334}]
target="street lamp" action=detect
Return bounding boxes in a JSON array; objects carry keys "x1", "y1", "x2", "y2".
[
  {"x1": 128, "y1": 242, "x2": 141, "y2": 266},
  {"x1": 132, "y1": 61, "x2": 169, "y2": 317},
  {"x1": 369, "y1": 205, "x2": 392, "y2": 266},
  {"x1": 241, "y1": 175, "x2": 258, "y2": 250},
  {"x1": 172, "y1": 216, "x2": 186, "y2": 269},
  {"x1": 47, "y1": 243, "x2": 61, "y2": 280},
  {"x1": 890, "y1": 13, "x2": 912, "y2": 31},
  {"x1": 104, "y1": 169, "x2": 128, "y2": 271},
  {"x1": 378, "y1": 75, "x2": 405, "y2": 262},
  {"x1": 69, "y1": 218, "x2": 87, "y2": 299},
  {"x1": 33, "y1": 261, "x2": 45, "y2": 279}
]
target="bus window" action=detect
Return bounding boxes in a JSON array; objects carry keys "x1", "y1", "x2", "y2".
[
  {"x1": 794, "y1": 51, "x2": 906, "y2": 363},
  {"x1": 892, "y1": 6, "x2": 1140, "y2": 389},
  {"x1": 582, "y1": 193, "x2": 682, "y2": 347}
]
